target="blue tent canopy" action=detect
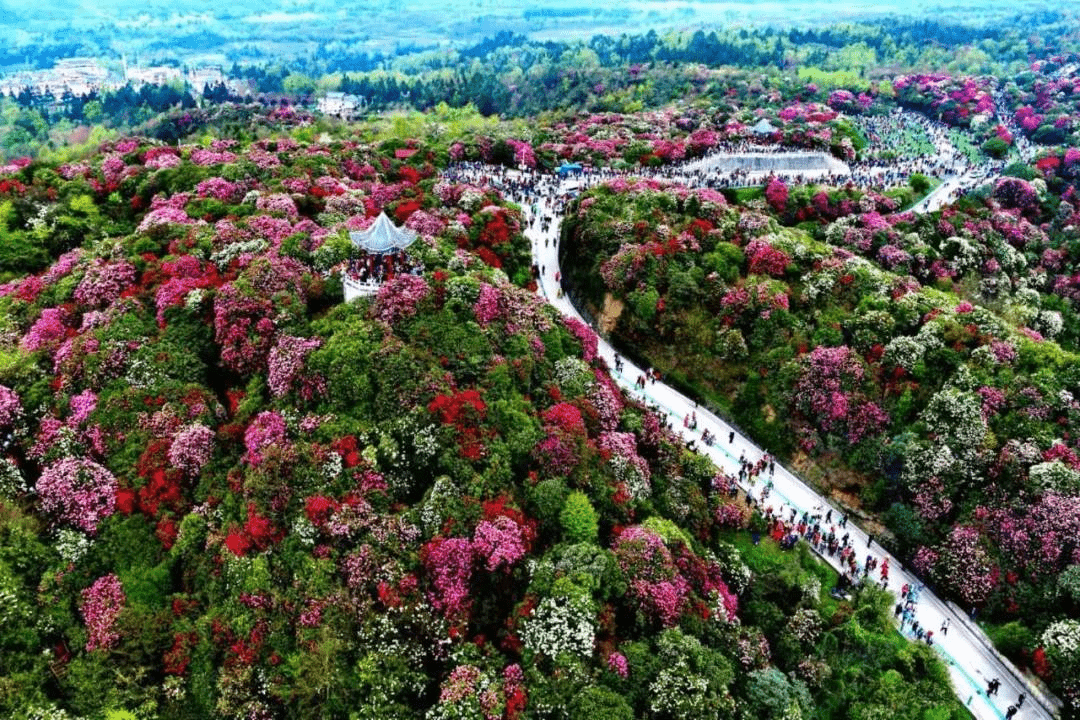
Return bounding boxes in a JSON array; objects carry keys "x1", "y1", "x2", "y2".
[
  {"x1": 557, "y1": 163, "x2": 583, "y2": 177},
  {"x1": 348, "y1": 212, "x2": 419, "y2": 253}
]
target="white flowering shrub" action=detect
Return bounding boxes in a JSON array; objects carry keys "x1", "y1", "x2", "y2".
[
  {"x1": 1042, "y1": 619, "x2": 1080, "y2": 660},
  {"x1": 290, "y1": 515, "x2": 318, "y2": 547},
  {"x1": 0, "y1": 571, "x2": 27, "y2": 628},
  {"x1": 420, "y1": 476, "x2": 459, "y2": 535},
  {"x1": 1058, "y1": 565, "x2": 1080, "y2": 605},
  {"x1": 210, "y1": 239, "x2": 269, "y2": 269},
  {"x1": 941, "y1": 235, "x2": 981, "y2": 272},
  {"x1": 883, "y1": 325, "x2": 942, "y2": 371},
  {"x1": 901, "y1": 440, "x2": 958, "y2": 490},
  {"x1": 54, "y1": 528, "x2": 92, "y2": 564},
  {"x1": 923, "y1": 387, "x2": 986, "y2": 455},
  {"x1": 711, "y1": 543, "x2": 752, "y2": 594},
  {"x1": 1034, "y1": 309, "x2": 1064, "y2": 339},
  {"x1": 647, "y1": 628, "x2": 736, "y2": 720},
  {"x1": 553, "y1": 357, "x2": 594, "y2": 397},
  {"x1": 0, "y1": 456, "x2": 26, "y2": 498},
  {"x1": 522, "y1": 595, "x2": 595, "y2": 659},
  {"x1": 1028, "y1": 461, "x2": 1080, "y2": 494},
  {"x1": 22, "y1": 706, "x2": 81, "y2": 720}
]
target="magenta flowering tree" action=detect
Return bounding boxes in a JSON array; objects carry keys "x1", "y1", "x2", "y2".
[
  {"x1": 168, "y1": 423, "x2": 216, "y2": 477},
  {"x1": 36, "y1": 457, "x2": 118, "y2": 534},
  {"x1": 267, "y1": 335, "x2": 325, "y2": 399},
  {"x1": 981, "y1": 494, "x2": 1080, "y2": 576},
  {"x1": 992, "y1": 177, "x2": 1040, "y2": 213},
  {"x1": 195, "y1": 176, "x2": 246, "y2": 203},
  {"x1": 473, "y1": 283, "x2": 504, "y2": 327},
  {"x1": 421, "y1": 536, "x2": 475, "y2": 620},
  {"x1": 0, "y1": 385, "x2": 22, "y2": 428},
  {"x1": 533, "y1": 402, "x2": 589, "y2": 477},
  {"x1": 253, "y1": 193, "x2": 298, "y2": 218},
  {"x1": 80, "y1": 574, "x2": 126, "y2": 652},
  {"x1": 541, "y1": 402, "x2": 586, "y2": 436},
  {"x1": 532, "y1": 433, "x2": 581, "y2": 478},
  {"x1": 212, "y1": 255, "x2": 311, "y2": 375},
  {"x1": 243, "y1": 411, "x2": 288, "y2": 466},
  {"x1": 155, "y1": 255, "x2": 220, "y2": 326},
  {"x1": 563, "y1": 316, "x2": 598, "y2": 363},
  {"x1": 67, "y1": 389, "x2": 97, "y2": 426},
  {"x1": 21, "y1": 307, "x2": 71, "y2": 353},
  {"x1": 73, "y1": 259, "x2": 137, "y2": 309},
  {"x1": 136, "y1": 193, "x2": 203, "y2": 233},
  {"x1": 404, "y1": 208, "x2": 445, "y2": 238},
  {"x1": 745, "y1": 239, "x2": 790, "y2": 278},
  {"x1": 213, "y1": 286, "x2": 277, "y2": 375},
  {"x1": 764, "y1": 177, "x2": 789, "y2": 214},
  {"x1": 612, "y1": 526, "x2": 688, "y2": 627},
  {"x1": 373, "y1": 275, "x2": 430, "y2": 326},
  {"x1": 588, "y1": 369, "x2": 624, "y2": 432},
  {"x1": 932, "y1": 526, "x2": 997, "y2": 606},
  {"x1": 472, "y1": 515, "x2": 527, "y2": 572},
  {"x1": 790, "y1": 346, "x2": 889, "y2": 446}
]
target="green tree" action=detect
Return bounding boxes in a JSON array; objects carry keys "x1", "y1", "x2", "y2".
[{"x1": 560, "y1": 490, "x2": 598, "y2": 543}]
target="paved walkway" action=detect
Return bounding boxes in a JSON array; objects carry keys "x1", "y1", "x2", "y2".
[{"x1": 515, "y1": 166, "x2": 1061, "y2": 720}]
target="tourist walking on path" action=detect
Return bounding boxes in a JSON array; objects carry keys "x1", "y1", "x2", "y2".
[{"x1": 510, "y1": 160, "x2": 1057, "y2": 720}]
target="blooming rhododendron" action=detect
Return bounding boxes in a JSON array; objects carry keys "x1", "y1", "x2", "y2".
[
  {"x1": 472, "y1": 515, "x2": 527, "y2": 572},
  {"x1": 67, "y1": 389, "x2": 97, "y2": 426},
  {"x1": 421, "y1": 536, "x2": 475, "y2": 619},
  {"x1": 608, "y1": 651, "x2": 629, "y2": 678},
  {"x1": 562, "y1": 316, "x2": 598, "y2": 362},
  {"x1": 21, "y1": 307, "x2": 70, "y2": 353},
  {"x1": 0, "y1": 385, "x2": 22, "y2": 427},
  {"x1": 168, "y1": 423, "x2": 215, "y2": 476},
  {"x1": 745, "y1": 239, "x2": 790, "y2": 277},
  {"x1": 243, "y1": 411, "x2": 288, "y2": 465},
  {"x1": 541, "y1": 402, "x2": 586, "y2": 436},
  {"x1": 267, "y1": 335, "x2": 324, "y2": 399},
  {"x1": 80, "y1": 574, "x2": 125, "y2": 652},
  {"x1": 473, "y1": 283, "x2": 503, "y2": 327},
  {"x1": 37, "y1": 457, "x2": 118, "y2": 534},
  {"x1": 373, "y1": 274, "x2": 429, "y2": 325}
]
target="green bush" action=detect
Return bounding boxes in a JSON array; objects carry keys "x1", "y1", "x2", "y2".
[
  {"x1": 569, "y1": 686, "x2": 634, "y2": 720},
  {"x1": 984, "y1": 620, "x2": 1035, "y2": 661},
  {"x1": 560, "y1": 490, "x2": 598, "y2": 543}
]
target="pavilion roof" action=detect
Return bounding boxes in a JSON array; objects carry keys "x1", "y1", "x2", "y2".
[
  {"x1": 752, "y1": 118, "x2": 777, "y2": 135},
  {"x1": 348, "y1": 212, "x2": 418, "y2": 253}
]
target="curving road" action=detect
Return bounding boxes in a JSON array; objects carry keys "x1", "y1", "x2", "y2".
[{"x1": 508, "y1": 161, "x2": 1061, "y2": 720}]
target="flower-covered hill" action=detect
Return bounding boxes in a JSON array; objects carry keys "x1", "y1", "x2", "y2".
[
  {"x1": 560, "y1": 174, "x2": 1080, "y2": 710},
  {"x1": 0, "y1": 134, "x2": 964, "y2": 719}
]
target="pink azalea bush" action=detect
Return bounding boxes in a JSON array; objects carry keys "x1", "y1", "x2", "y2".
[
  {"x1": 243, "y1": 411, "x2": 288, "y2": 466},
  {"x1": 421, "y1": 536, "x2": 475, "y2": 619},
  {"x1": 36, "y1": 457, "x2": 118, "y2": 534},
  {"x1": 790, "y1": 346, "x2": 889, "y2": 446},
  {"x1": 472, "y1": 515, "x2": 527, "y2": 572},
  {"x1": 68, "y1": 389, "x2": 97, "y2": 426},
  {"x1": 80, "y1": 574, "x2": 125, "y2": 652},
  {"x1": 74, "y1": 259, "x2": 137, "y2": 309},
  {"x1": 0, "y1": 385, "x2": 22, "y2": 427},
  {"x1": 612, "y1": 526, "x2": 687, "y2": 627},
  {"x1": 373, "y1": 275, "x2": 430, "y2": 326},
  {"x1": 21, "y1": 307, "x2": 70, "y2": 353},
  {"x1": 267, "y1": 335, "x2": 324, "y2": 399},
  {"x1": 168, "y1": 423, "x2": 216, "y2": 476}
]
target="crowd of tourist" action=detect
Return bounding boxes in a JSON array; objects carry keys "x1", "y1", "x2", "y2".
[{"x1": 340, "y1": 249, "x2": 424, "y2": 287}]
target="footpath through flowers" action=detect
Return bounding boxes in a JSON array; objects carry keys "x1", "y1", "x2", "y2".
[{"x1": 502, "y1": 162, "x2": 1060, "y2": 720}]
